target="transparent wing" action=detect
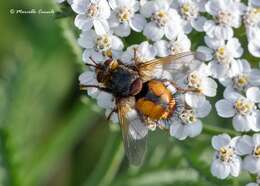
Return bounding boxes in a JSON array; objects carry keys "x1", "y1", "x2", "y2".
[
  {"x1": 117, "y1": 97, "x2": 148, "y2": 166},
  {"x1": 138, "y1": 51, "x2": 205, "y2": 81}
]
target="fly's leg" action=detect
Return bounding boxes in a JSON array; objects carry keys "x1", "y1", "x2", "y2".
[
  {"x1": 80, "y1": 84, "x2": 111, "y2": 93},
  {"x1": 106, "y1": 108, "x2": 117, "y2": 121},
  {"x1": 168, "y1": 80, "x2": 201, "y2": 94},
  {"x1": 133, "y1": 47, "x2": 140, "y2": 66}
]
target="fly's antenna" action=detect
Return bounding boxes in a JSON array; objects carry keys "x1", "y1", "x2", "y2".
[
  {"x1": 89, "y1": 57, "x2": 99, "y2": 66},
  {"x1": 85, "y1": 57, "x2": 101, "y2": 69},
  {"x1": 85, "y1": 63, "x2": 98, "y2": 68}
]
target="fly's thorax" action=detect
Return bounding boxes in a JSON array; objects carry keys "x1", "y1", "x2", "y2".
[{"x1": 96, "y1": 59, "x2": 142, "y2": 97}]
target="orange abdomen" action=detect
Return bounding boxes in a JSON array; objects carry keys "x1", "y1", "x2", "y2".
[{"x1": 135, "y1": 80, "x2": 176, "y2": 120}]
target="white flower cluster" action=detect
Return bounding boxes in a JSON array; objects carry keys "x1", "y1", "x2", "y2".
[
  {"x1": 72, "y1": 0, "x2": 219, "y2": 141},
  {"x1": 211, "y1": 133, "x2": 260, "y2": 182},
  {"x1": 57, "y1": 0, "x2": 260, "y2": 182}
]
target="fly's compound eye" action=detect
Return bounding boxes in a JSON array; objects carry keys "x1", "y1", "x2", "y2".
[
  {"x1": 96, "y1": 71, "x2": 105, "y2": 83},
  {"x1": 104, "y1": 58, "x2": 114, "y2": 66}
]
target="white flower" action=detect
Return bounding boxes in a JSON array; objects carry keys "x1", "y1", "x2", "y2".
[
  {"x1": 78, "y1": 30, "x2": 124, "y2": 63},
  {"x1": 243, "y1": 6, "x2": 260, "y2": 41},
  {"x1": 204, "y1": 0, "x2": 245, "y2": 39},
  {"x1": 79, "y1": 71, "x2": 116, "y2": 111},
  {"x1": 172, "y1": 0, "x2": 207, "y2": 33},
  {"x1": 198, "y1": 36, "x2": 243, "y2": 78},
  {"x1": 108, "y1": 0, "x2": 146, "y2": 37},
  {"x1": 250, "y1": 0, "x2": 260, "y2": 8},
  {"x1": 249, "y1": 38, "x2": 260, "y2": 57},
  {"x1": 141, "y1": 0, "x2": 183, "y2": 41},
  {"x1": 215, "y1": 87, "x2": 260, "y2": 132},
  {"x1": 120, "y1": 41, "x2": 157, "y2": 64},
  {"x1": 219, "y1": 59, "x2": 260, "y2": 92},
  {"x1": 170, "y1": 95, "x2": 211, "y2": 140},
  {"x1": 154, "y1": 34, "x2": 191, "y2": 57},
  {"x1": 211, "y1": 134, "x2": 242, "y2": 179},
  {"x1": 180, "y1": 63, "x2": 218, "y2": 97},
  {"x1": 236, "y1": 134, "x2": 260, "y2": 174},
  {"x1": 71, "y1": 0, "x2": 111, "y2": 34}
]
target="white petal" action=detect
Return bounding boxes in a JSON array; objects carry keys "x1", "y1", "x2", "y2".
[
  {"x1": 187, "y1": 120, "x2": 203, "y2": 138},
  {"x1": 211, "y1": 159, "x2": 231, "y2": 179},
  {"x1": 165, "y1": 21, "x2": 181, "y2": 40},
  {"x1": 232, "y1": 114, "x2": 252, "y2": 132},
  {"x1": 196, "y1": 46, "x2": 213, "y2": 61},
  {"x1": 195, "y1": 99, "x2": 212, "y2": 118},
  {"x1": 246, "y1": 87, "x2": 260, "y2": 103},
  {"x1": 201, "y1": 77, "x2": 217, "y2": 97},
  {"x1": 248, "y1": 41, "x2": 260, "y2": 57},
  {"x1": 223, "y1": 87, "x2": 242, "y2": 102},
  {"x1": 215, "y1": 99, "x2": 235, "y2": 118},
  {"x1": 214, "y1": 25, "x2": 233, "y2": 40},
  {"x1": 249, "y1": 69, "x2": 260, "y2": 86},
  {"x1": 251, "y1": 0, "x2": 260, "y2": 7},
  {"x1": 243, "y1": 155, "x2": 260, "y2": 174},
  {"x1": 205, "y1": 0, "x2": 221, "y2": 16},
  {"x1": 74, "y1": 15, "x2": 93, "y2": 30},
  {"x1": 154, "y1": 40, "x2": 169, "y2": 57},
  {"x1": 111, "y1": 36, "x2": 124, "y2": 50},
  {"x1": 208, "y1": 60, "x2": 227, "y2": 78},
  {"x1": 204, "y1": 35, "x2": 224, "y2": 50},
  {"x1": 212, "y1": 134, "x2": 231, "y2": 150},
  {"x1": 236, "y1": 135, "x2": 254, "y2": 155},
  {"x1": 226, "y1": 38, "x2": 243, "y2": 58},
  {"x1": 229, "y1": 59, "x2": 251, "y2": 76},
  {"x1": 252, "y1": 133, "x2": 260, "y2": 145},
  {"x1": 229, "y1": 157, "x2": 241, "y2": 177},
  {"x1": 97, "y1": 92, "x2": 114, "y2": 109},
  {"x1": 78, "y1": 30, "x2": 96, "y2": 48},
  {"x1": 191, "y1": 16, "x2": 207, "y2": 32},
  {"x1": 93, "y1": 19, "x2": 109, "y2": 35},
  {"x1": 113, "y1": 23, "x2": 131, "y2": 37},
  {"x1": 170, "y1": 122, "x2": 188, "y2": 140},
  {"x1": 143, "y1": 22, "x2": 164, "y2": 41},
  {"x1": 71, "y1": 0, "x2": 88, "y2": 14},
  {"x1": 140, "y1": 1, "x2": 157, "y2": 17},
  {"x1": 129, "y1": 14, "x2": 146, "y2": 32},
  {"x1": 138, "y1": 41, "x2": 157, "y2": 59},
  {"x1": 99, "y1": 0, "x2": 111, "y2": 19}
]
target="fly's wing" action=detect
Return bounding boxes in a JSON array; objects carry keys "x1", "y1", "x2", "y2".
[
  {"x1": 138, "y1": 52, "x2": 205, "y2": 81},
  {"x1": 117, "y1": 97, "x2": 148, "y2": 166}
]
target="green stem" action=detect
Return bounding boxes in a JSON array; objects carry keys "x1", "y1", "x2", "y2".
[
  {"x1": 203, "y1": 124, "x2": 240, "y2": 137},
  {"x1": 83, "y1": 128, "x2": 124, "y2": 186}
]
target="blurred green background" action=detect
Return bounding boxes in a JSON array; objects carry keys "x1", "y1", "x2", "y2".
[{"x1": 0, "y1": 0, "x2": 257, "y2": 186}]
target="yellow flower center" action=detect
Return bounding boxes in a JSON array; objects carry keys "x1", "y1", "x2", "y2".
[
  {"x1": 117, "y1": 7, "x2": 133, "y2": 23},
  {"x1": 188, "y1": 72, "x2": 201, "y2": 89},
  {"x1": 233, "y1": 74, "x2": 249, "y2": 89},
  {"x1": 244, "y1": 8, "x2": 260, "y2": 27},
  {"x1": 217, "y1": 11, "x2": 233, "y2": 25},
  {"x1": 254, "y1": 146, "x2": 260, "y2": 158},
  {"x1": 219, "y1": 147, "x2": 233, "y2": 162},
  {"x1": 215, "y1": 47, "x2": 231, "y2": 64},
  {"x1": 152, "y1": 10, "x2": 168, "y2": 27},
  {"x1": 180, "y1": 109, "x2": 197, "y2": 124},
  {"x1": 96, "y1": 35, "x2": 111, "y2": 51},
  {"x1": 169, "y1": 41, "x2": 184, "y2": 55},
  {"x1": 87, "y1": 3, "x2": 99, "y2": 17},
  {"x1": 234, "y1": 98, "x2": 254, "y2": 115},
  {"x1": 180, "y1": 3, "x2": 198, "y2": 20}
]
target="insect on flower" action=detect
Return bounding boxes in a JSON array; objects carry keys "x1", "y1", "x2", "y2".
[{"x1": 80, "y1": 50, "x2": 204, "y2": 165}]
